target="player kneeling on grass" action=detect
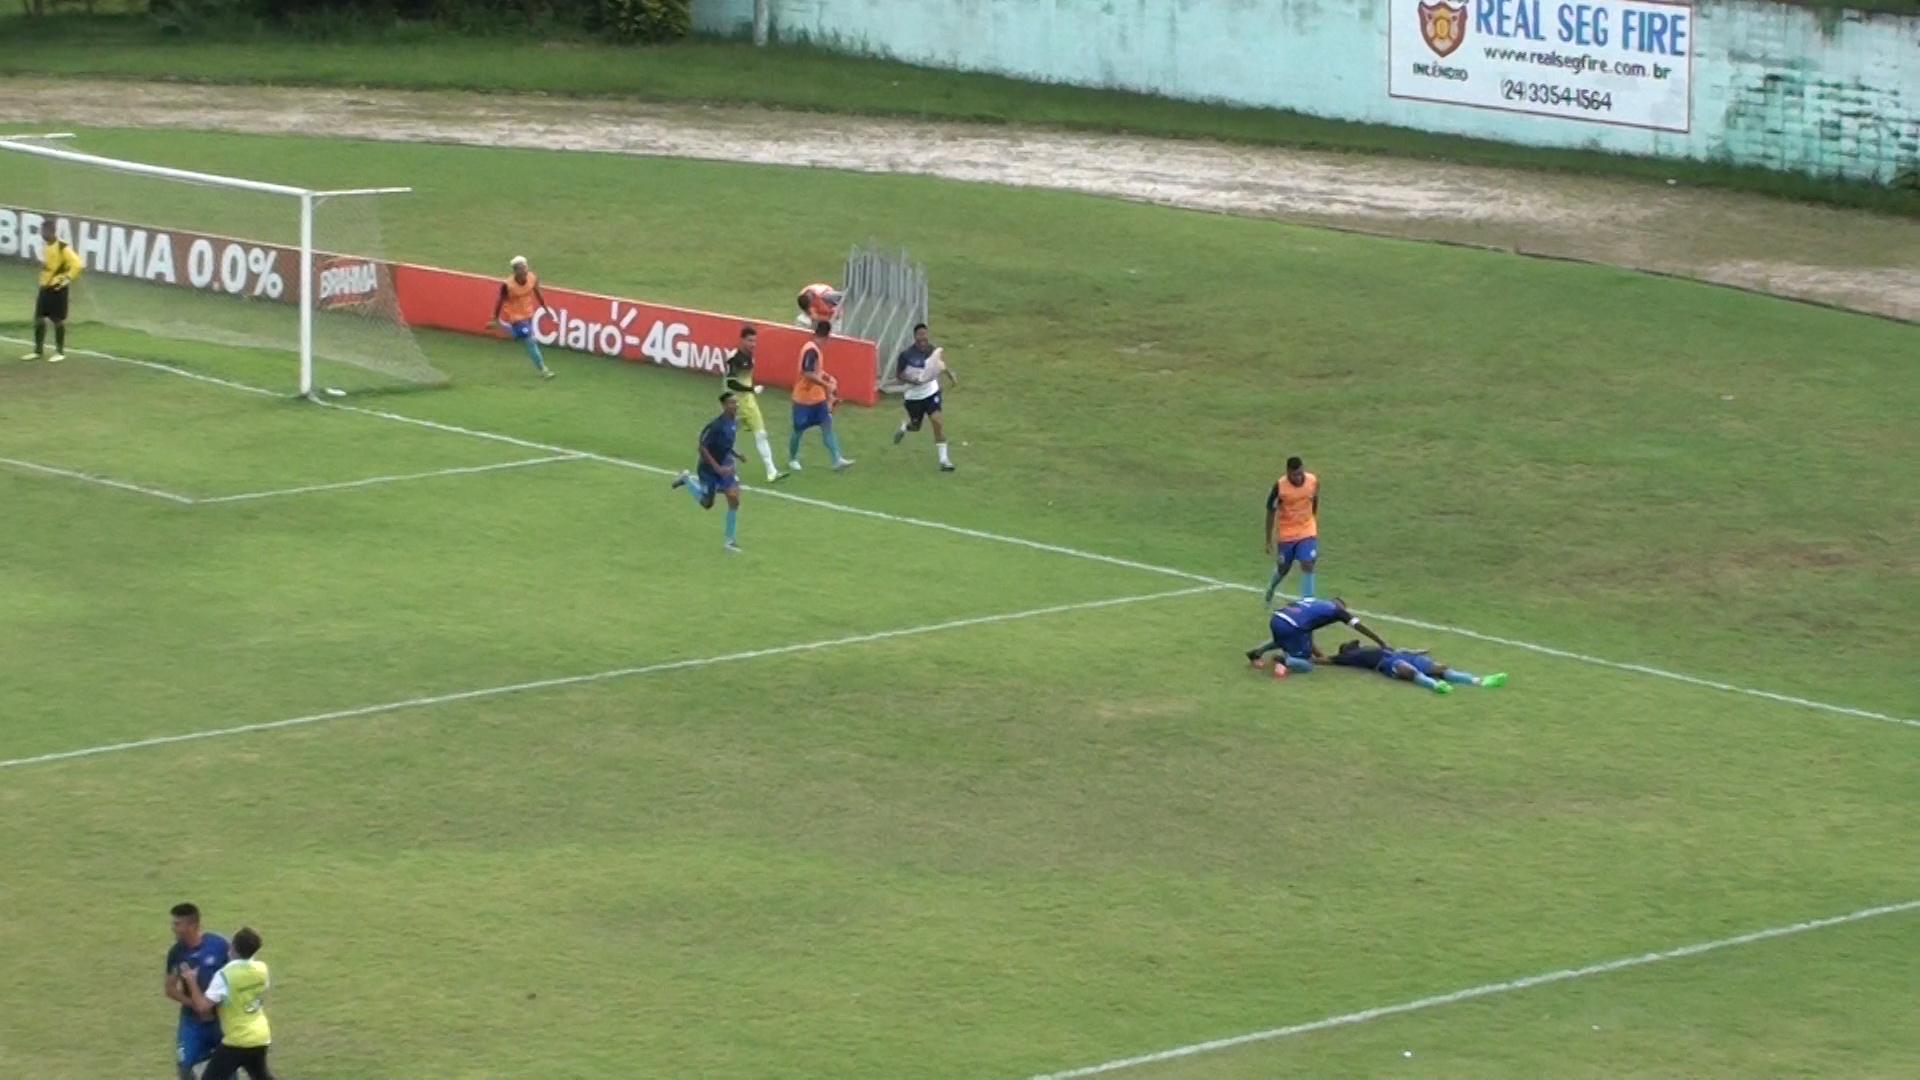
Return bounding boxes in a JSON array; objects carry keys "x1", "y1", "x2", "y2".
[
  {"x1": 672, "y1": 391, "x2": 744, "y2": 552},
  {"x1": 890, "y1": 322, "x2": 956, "y2": 471},
  {"x1": 1329, "y1": 639, "x2": 1507, "y2": 695},
  {"x1": 1246, "y1": 596, "x2": 1389, "y2": 676},
  {"x1": 488, "y1": 256, "x2": 555, "y2": 380}
]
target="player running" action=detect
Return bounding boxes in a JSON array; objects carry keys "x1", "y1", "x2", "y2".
[
  {"x1": 722, "y1": 325, "x2": 785, "y2": 482},
  {"x1": 21, "y1": 222, "x2": 82, "y2": 363},
  {"x1": 488, "y1": 256, "x2": 555, "y2": 379},
  {"x1": 672, "y1": 391, "x2": 745, "y2": 551},
  {"x1": 1330, "y1": 639, "x2": 1509, "y2": 694},
  {"x1": 788, "y1": 320, "x2": 853, "y2": 473},
  {"x1": 165, "y1": 902, "x2": 229, "y2": 1080},
  {"x1": 890, "y1": 322, "x2": 957, "y2": 471},
  {"x1": 1245, "y1": 596, "x2": 1389, "y2": 674},
  {"x1": 1264, "y1": 456, "x2": 1320, "y2": 603}
]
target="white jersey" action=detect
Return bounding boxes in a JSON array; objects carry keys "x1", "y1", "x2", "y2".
[{"x1": 897, "y1": 344, "x2": 943, "y2": 401}]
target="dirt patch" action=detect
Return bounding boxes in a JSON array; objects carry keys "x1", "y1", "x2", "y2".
[{"x1": 4, "y1": 78, "x2": 1916, "y2": 321}]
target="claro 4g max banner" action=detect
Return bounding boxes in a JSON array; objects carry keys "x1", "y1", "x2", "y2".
[{"x1": 1389, "y1": 0, "x2": 1693, "y2": 132}]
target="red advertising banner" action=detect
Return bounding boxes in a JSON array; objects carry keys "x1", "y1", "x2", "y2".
[
  {"x1": 391, "y1": 263, "x2": 878, "y2": 405},
  {"x1": 0, "y1": 205, "x2": 877, "y2": 405}
]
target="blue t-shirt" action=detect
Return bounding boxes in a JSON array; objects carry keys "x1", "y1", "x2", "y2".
[
  {"x1": 1272, "y1": 598, "x2": 1355, "y2": 634},
  {"x1": 699, "y1": 413, "x2": 738, "y2": 469},
  {"x1": 166, "y1": 933, "x2": 229, "y2": 1023},
  {"x1": 895, "y1": 342, "x2": 935, "y2": 382},
  {"x1": 1330, "y1": 646, "x2": 1387, "y2": 670}
]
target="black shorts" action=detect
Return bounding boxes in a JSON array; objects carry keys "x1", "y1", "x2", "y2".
[
  {"x1": 33, "y1": 286, "x2": 69, "y2": 322},
  {"x1": 202, "y1": 1043, "x2": 275, "y2": 1080},
  {"x1": 904, "y1": 392, "x2": 942, "y2": 423}
]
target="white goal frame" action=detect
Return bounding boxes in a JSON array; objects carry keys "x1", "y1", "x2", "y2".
[{"x1": 0, "y1": 137, "x2": 410, "y2": 398}]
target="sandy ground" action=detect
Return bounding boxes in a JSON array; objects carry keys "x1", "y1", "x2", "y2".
[{"x1": 3, "y1": 79, "x2": 1916, "y2": 322}]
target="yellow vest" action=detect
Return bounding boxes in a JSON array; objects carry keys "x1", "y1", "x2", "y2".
[{"x1": 215, "y1": 959, "x2": 272, "y2": 1048}]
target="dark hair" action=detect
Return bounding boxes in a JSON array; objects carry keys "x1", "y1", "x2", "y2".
[
  {"x1": 913, "y1": 322, "x2": 928, "y2": 333},
  {"x1": 739, "y1": 325, "x2": 756, "y2": 339},
  {"x1": 232, "y1": 927, "x2": 262, "y2": 959},
  {"x1": 813, "y1": 320, "x2": 832, "y2": 337},
  {"x1": 1286, "y1": 456, "x2": 1304, "y2": 471},
  {"x1": 171, "y1": 903, "x2": 200, "y2": 921},
  {"x1": 719, "y1": 391, "x2": 736, "y2": 403}
]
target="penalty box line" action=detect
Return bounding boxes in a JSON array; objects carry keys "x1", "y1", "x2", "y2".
[
  {"x1": 1028, "y1": 897, "x2": 1920, "y2": 1079},
  {"x1": 40, "y1": 341, "x2": 1916, "y2": 730},
  {"x1": 0, "y1": 449, "x2": 580, "y2": 505},
  {"x1": 0, "y1": 584, "x2": 1222, "y2": 771}
]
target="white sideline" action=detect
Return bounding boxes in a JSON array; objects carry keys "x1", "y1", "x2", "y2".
[
  {"x1": 196, "y1": 453, "x2": 583, "y2": 504},
  {"x1": 14, "y1": 340, "x2": 1914, "y2": 729},
  {"x1": 1029, "y1": 898, "x2": 1920, "y2": 1079},
  {"x1": 0, "y1": 453, "x2": 195, "y2": 504},
  {"x1": 0, "y1": 584, "x2": 1220, "y2": 770}
]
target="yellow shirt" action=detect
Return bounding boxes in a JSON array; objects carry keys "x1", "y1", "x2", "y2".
[
  {"x1": 209, "y1": 958, "x2": 272, "y2": 1049},
  {"x1": 38, "y1": 240, "x2": 83, "y2": 289}
]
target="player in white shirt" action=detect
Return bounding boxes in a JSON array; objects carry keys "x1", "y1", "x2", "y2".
[{"x1": 889, "y1": 323, "x2": 956, "y2": 472}]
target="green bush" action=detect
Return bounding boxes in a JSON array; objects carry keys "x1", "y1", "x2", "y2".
[{"x1": 592, "y1": 0, "x2": 688, "y2": 43}]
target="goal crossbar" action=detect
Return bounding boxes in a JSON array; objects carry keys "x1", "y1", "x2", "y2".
[{"x1": 1, "y1": 138, "x2": 418, "y2": 397}]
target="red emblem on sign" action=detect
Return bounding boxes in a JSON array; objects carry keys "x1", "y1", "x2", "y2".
[{"x1": 1419, "y1": 1, "x2": 1468, "y2": 58}]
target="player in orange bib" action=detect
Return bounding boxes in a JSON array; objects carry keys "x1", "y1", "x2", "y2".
[
  {"x1": 787, "y1": 320, "x2": 853, "y2": 472},
  {"x1": 1264, "y1": 455, "x2": 1320, "y2": 603},
  {"x1": 488, "y1": 256, "x2": 554, "y2": 379}
]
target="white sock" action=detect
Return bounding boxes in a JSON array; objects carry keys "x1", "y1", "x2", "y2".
[
  {"x1": 937, "y1": 442, "x2": 951, "y2": 465},
  {"x1": 754, "y1": 431, "x2": 779, "y2": 478}
]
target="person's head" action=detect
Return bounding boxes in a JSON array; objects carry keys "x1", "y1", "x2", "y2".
[
  {"x1": 1337, "y1": 639, "x2": 1362, "y2": 655},
  {"x1": 1285, "y1": 456, "x2": 1305, "y2": 485},
  {"x1": 813, "y1": 320, "x2": 832, "y2": 340},
  {"x1": 912, "y1": 323, "x2": 930, "y2": 348},
  {"x1": 231, "y1": 927, "x2": 262, "y2": 960},
  {"x1": 719, "y1": 391, "x2": 738, "y2": 417},
  {"x1": 36, "y1": 220, "x2": 62, "y2": 247},
  {"x1": 738, "y1": 325, "x2": 756, "y2": 355},
  {"x1": 509, "y1": 255, "x2": 529, "y2": 283},
  {"x1": 170, "y1": 903, "x2": 202, "y2": 945}
]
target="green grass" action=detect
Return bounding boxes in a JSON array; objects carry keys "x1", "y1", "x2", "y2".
[
  {"x1": 2, "y1": 13, "x2": 1916, "y2": 217},
  {"x1": 0, "y1": 129, "x2": 1915, "y2": 1079}
]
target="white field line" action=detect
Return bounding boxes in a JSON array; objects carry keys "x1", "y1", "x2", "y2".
[
  {"x1": 0, "y1": 584, "x2": 1221, "y2": 771},
  {"x1": 1030, "y1": 898, "x2": 1920, "y2": 1079},
  {"x1": 0, "y1": 453, "x2": 195, "y2": 504},
  {"x1": 26, "y1": 341, "x2": 1916, "y2": 729},
  {"x1": 195, "y1": 453, "x2": 583, "y2": 504}
]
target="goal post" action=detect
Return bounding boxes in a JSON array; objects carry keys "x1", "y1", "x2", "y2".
[{"x1": 0, "y1": 137, "x2": 441, "y2": 396}]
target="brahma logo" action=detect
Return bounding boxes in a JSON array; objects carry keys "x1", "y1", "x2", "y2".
[
  {"x1": 317, "y1": 257, "x2": 381, "y2": 310},
  {"x1": 1419, "y1": 0, "x2": 1468, "y2": 58}
]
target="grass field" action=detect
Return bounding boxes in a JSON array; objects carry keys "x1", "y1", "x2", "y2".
[
  {"x1": 3, "y1": 12, "x2": 1917, "y2": 218},
  {"x1": 0, "y1": 129, "x2": 1915, "y2": 1079}
]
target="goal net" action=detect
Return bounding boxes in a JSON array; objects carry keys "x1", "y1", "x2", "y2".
[{"x1": 0, "y1": 136, "x2": 442, "y2": 396}]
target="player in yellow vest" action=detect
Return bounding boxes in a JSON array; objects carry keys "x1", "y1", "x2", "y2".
[
  {"x1": 21, "y1": 222, "x2": 83, "y2": 362},
  {"x1": 182, "y1": 926, "x2": 277, "y2": 1080}
]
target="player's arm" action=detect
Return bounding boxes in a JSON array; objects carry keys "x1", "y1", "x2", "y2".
[
  {"x1": 1264, "y1": 484, "x2": 1280, "y2": 554},
  {"x1": 164, "y1": 966, "x2": 192, "y2": 1007},
  {"x1": 180, "y1": 965, "x2": 218, "y2": 1021},
  {"x1": 532, "y1": 284, "x2": 550, "y2": 316},
  {"x1": 1349, "y1": 616, "x2": 1389, "y2": 649},
  {"x1": 1311, "y1": 486, "x2": 1319, "y2": 516}
]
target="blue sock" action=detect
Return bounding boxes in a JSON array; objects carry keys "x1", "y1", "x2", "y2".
[
  {"x1": 1266, "y1": 562, "x2": 1291, "y2": 602},
  {"x1": 524, "y1": 339, "x2": 546, "y2": 370},
  {"x1": 1284, "y1": 656, "x2": 1314, "y2": 673},
  {"x1": 724, "y1": 507, "x2": 738, "y2": 543},
  {"x1": 1413, "y1": 672, "x2": 1440, "y2": 690},
  {"x1": 823, "y1": 428, "x2": 845, "y2": 461},
  {"x1": 683, "y1": 478, "x2": 707, "y2": 506},
  {"x1": 788, "y1": 430, "x2": 802, "y2": 462},
  {"x1": 1300, "y1": 570, "x2": 1317, "y2": 599},
  {"x1": 1444, "y1": 670, "x2": 1476, "y2": 685}
]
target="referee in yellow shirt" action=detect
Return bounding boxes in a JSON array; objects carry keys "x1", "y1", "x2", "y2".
[
  {"x1": 22, "y1": 226, "x2": 82, "y2": 363},
  {"x1": 181, "y1": 926, "x2": 277, "y2": 1080}
]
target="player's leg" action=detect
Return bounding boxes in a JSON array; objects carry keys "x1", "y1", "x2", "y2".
[
  {"x1": 721, "y1": 484, "x2": 742, "y2": 550},
  {"x1": 1436, "y1": 662, "x2": 1507, "y2": 687},
  {"x1": 1297, "y1": 536, "x2": 1318, "y2": 599},
  {"x1": 200, "y1": 1045, "x2": 243, "y2": 1080},
  {"x1": 788, "y1": 405, "x2": 810, "y2": 470},
  {"x1": 235, "y1": 1046, "x2": 275, "y2": 1080},
  {"x1": 671, "y1": 469, "x2": 710, "y2": 507},
  {"x1": 512, "y1": 322, "x2": 552, "y2": 378},
  {"x1": 737, "y1": 395, "x2": 782, "y2": 481},
  {"x1": 928, "y1": 402, "x2": 954, "y2": 470},
  {"x1": 1265, "y1": 542, "x2": 1297, "y2": 604},
  {"x1": 893, "y1": 399, "x2": 918, "y2": 444},
  {"x1": 177, "y1": 1016, "x2": 214, "y2": 1080},
  {"x1": 25, "y1": 289, "x2": 52, "y2": 358},
  {"x1": 820, "y1": 412, "x2": 853, "y2": 470},
  {"x1": 1392, "y1": 658, "x2": 1451, "y2": 694}
]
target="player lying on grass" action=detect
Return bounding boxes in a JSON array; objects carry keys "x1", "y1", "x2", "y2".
[
  {"x1": 1328, "y1": 640, "x2": 1508, "y2": 694},
  {"x1": 671, "y1": 391, "x2": 744, "y2": 552},
  {"x1": 1245, "y1": 597, "x2": 1389, "y2": 673}
]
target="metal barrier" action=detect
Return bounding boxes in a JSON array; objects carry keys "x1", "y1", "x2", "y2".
[{"x1": 837, "y1": 242, "x2": 928, "y2": 391}]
